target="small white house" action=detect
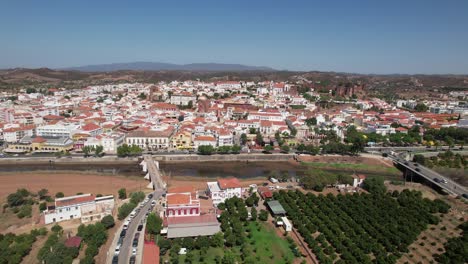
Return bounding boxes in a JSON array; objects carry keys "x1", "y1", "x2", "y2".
[{"x1": 281, "y1": 216, "x2": 292, "y2": 232}]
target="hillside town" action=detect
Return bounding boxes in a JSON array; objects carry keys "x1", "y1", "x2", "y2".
[{"x1": 0, "y1": 80, "x2": 467, "y2": 156}]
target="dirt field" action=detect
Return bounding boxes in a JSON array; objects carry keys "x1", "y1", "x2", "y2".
[{"x1": 0, "y1": 171, "x2": 147, "y2": 202}]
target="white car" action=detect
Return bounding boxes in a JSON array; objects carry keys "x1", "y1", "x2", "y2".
[
  {"x1": 132, "y1": 248, "x2": 137, "y2": 255},
  {"x1": 114, "y1": 245, "x2": 120, "y2": 255}
]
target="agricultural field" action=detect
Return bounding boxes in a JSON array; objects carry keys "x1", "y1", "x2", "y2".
[{"x1": 274, "y1": 189, "x2": 451, "y2": 264}]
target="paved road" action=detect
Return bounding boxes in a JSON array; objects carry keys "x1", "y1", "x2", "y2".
[
  {"x1": 391, "y1": 156, "x2": 467, "y2": 196},
  {"x1": 108, "y1": 190, "x2": 164, "y2": 264}
]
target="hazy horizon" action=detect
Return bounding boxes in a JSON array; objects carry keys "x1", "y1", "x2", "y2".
[{"x1": 1, "y1": 0, "x2": 468, "y2": 75}]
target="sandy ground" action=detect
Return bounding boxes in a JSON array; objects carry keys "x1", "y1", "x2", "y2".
[{"x1": 0, "y1": 171, "x2": 147, "y2": 202}]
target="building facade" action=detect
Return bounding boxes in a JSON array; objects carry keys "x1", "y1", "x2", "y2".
[{"x1": 207, "y1": 178, "x2": 242, "y2": 206}]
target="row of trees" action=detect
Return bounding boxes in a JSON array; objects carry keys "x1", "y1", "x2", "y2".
[
  {"x1": 81, "y1": 145, "x2": 104, "y2": 157},
  {"x1": 117, "y1": 191, "x2": 146, "y2": 220},
  {"x1": 274, "y1": 188, "x2": 450, "y2": 264},
  {"x1": 5, "y1": 188, "x2": 52, "y2": 219},
  {"x1": 37, "y1": 225, "x2": 79, "y2": 264},
  {"x1": 300, "y1": 169, "x2": 353, "y2": 192},
  {"x1": 77, "y1": 221, "x2": 109, "y2": 264},
  {"x1": 116, "y1": 144, "x2": 143, "y2": 157},
  {"x1": 414, "y1": 151, "x2": 467, "y2": 169},
  {"x1": 197, "y1": 145, "x2": 241, "y2": 155},
  {"x1": 0, "y1": 228, "x2": 47, "y2": 264},
  {"x1": 435, "y1": 221, "x2": 468, "y2": 264}
]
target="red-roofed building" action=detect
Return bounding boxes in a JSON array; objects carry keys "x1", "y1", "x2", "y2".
[
  {"x1": 43, "y1": 194, "x2": 115, "y2": 224},
  {"x1": 207, "y1": 178, "x2": 243, "y2": 207},
  {"x1": 165, "y1": 186, "x2": 200, "y2": 217},
  {"x1": 193, "y1": 135, "x2": 217, "y2": 148}
]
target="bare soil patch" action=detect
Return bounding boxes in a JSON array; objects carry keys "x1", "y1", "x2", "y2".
[{"x1": 0, "y1": 171, "x2": 147, "y2": 202}]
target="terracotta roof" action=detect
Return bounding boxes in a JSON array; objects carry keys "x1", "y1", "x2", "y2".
[
  {"x1": 218, "y1": 178, "x2": 241, "y2": 189},
  {"x1": 194, "y1": 136, "x2": 216, "y2": 142},
  {"x1": 81, "y1": 123, "x2": 101, "y2": 131},
  {"x1": 55, "y1": 194, "x2": 95, "y2": 207},
  {"x1": 167, "y1": 193, "x2": 191, "y2": 205}
]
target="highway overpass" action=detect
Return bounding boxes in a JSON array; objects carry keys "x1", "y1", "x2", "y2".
[{"x1": 390, "y1": 155, "x2": 467, "y2": 196}]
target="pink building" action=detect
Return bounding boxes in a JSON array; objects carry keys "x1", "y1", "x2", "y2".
[{"x1": 165, "y1": 186, "x2": 200, "y2": 217}]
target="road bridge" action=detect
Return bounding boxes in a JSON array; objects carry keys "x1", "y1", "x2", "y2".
[
  {"x1": 390, "y1": 155, "x2": 467, "y2": 196},
  {"x1": 140, "y1": 155, "x2": 166, "y2": 191}
]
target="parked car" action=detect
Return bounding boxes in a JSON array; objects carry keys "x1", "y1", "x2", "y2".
[
  {"x1": 132, "y1": 248, "x2": 137, "y2": 255},
  {"x1": 461, "y1": 193, "x2": 468, "y2": 199},
  {"x1": 112, "y1": 255, "x2": 119, "y2": 264},
  {"x1": 132, "y1": 238, "x2": 138, "y2": 248},
  {"x1": 120, "y1": 230, "x2": 126, "y2": 238},
  {"x1": 129, "y1": 256, "x2": 136, "y2": 264},
  {"x1": 137, "y1": 224, "x2": 143, "y2": 231}
]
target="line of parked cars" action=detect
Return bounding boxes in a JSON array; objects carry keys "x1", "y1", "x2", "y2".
[{"x1": 112, "y1": 193, "x2": 156, "y2": 264}]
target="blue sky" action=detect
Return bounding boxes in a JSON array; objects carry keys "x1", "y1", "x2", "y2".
[{"x1": 1, "y1": 0, "x2": 467, "y2": 74}]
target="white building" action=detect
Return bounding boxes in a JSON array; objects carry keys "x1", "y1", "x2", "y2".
[
  {"x1": 37, "y1": 124, "x2": 78, "y2": 138},
  {"x1": 3, "y1": 125, "x2": 35, "y2": 143},
  {"x1": 193, "y1": 135, "x2": 217, "y2": 148},
  {"x1": 84, "y1": 133, "x2": 125, "y2": 153},
  {"x1": 125, "y1": 129, "x2": 174, "y2": 150},
  {"x1": 217, "y1": 131, "x2": 233, "y2": 147},
  {"x1": 207, "y1": 178, "x2": 242, "y2": 207},
  {"x1": 43, "y1": 194, "x2": 115, "y2": 224},
  {"x1": 170, "y1": 92, "x2": 197, "y2": 106}
]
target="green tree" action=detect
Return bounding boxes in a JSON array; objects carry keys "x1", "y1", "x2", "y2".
[
  {"x1": 94, "y1": 145, "x2": 104, "y2": 157},
  {"x1": 263, "y1": 145, "x2": 273, "y2": 153},
  {"x1": 281, "y1": 145, "x2": 290, "y2": 153},
  {"x1": 51, "y1": 224, "x2": 63, "y2": 233},
  {"x1": 82, "y1": 146, "x2": 92, "y2": 157},
  {"x1": 118, "y1": 188, "x2": 127, "y2": 199},
  {"x1": 101, "y1": 215, "x2": 115, "y2": 229},
  {"x1": 146, "y1": 213, "x2": 163, "y2": 235},
  {"x1": 251, "y1": 207, "x2": 257, "y2": 221},
  {"x1": 305, "y1": 117, "x2": 317, "y2": 126},
  {"x1": 414, "y1": 103, "x2": 428, "y2": 112},
  {"x1": 55, "y1": 192, "x2": 64, "y2": 198},
  {"x1": 362, "y1": 176, "x2": 387, "y2": 195},
  {"x1": 249, "y1": 128, "x2": 256, "y2": 134},
  {"x1": 138, "y1": 93, "x2": 147, "y2": 100},
  {"x1": 231, "y1": 145, "x2": 241, "y2": 154},
  {"x1": 198, "y1": 145, "x2": 215, "y2": 155},
  {"x1": 37, "y1": 189, "x2": 49, "y2": 200},
  {"x1": 240, "y1": 133, "x2": 248, "y2": 145},
  {"x1": 259, "y1": 209, "x2": 269, "y2": 221}
]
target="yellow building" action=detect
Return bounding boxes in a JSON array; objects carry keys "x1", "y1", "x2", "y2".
[
  {"x1": 171, "y1": 130, "x2": 193, "y2": 150},
  {"x1": 6, "y1": 136, "x2": 74, "y2": 153}
]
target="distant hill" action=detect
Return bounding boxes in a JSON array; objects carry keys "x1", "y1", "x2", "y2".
[{"x1": 62, "y1": 62, "x2": 276, "y2": 72}]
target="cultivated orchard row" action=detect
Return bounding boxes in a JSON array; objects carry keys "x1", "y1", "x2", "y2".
[{"x1": 273, "y1": 189, "x2": 450, "y2": 264}]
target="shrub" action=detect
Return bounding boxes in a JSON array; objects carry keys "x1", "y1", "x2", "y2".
[{"x1": 101, "y1": 215, "x2": 115, "y2": 229}]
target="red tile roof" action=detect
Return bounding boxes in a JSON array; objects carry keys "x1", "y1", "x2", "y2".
[
  {"x1": 218, "y1": 178, "x2": 241, "y2": 189},
  {"x1": 167, "y1": 193, "x2": 191, "y2": 205},
  {"x1": 55, "y1": 195, "x2": 95, "y2": 207}
]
